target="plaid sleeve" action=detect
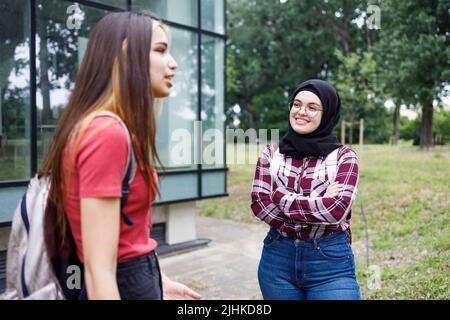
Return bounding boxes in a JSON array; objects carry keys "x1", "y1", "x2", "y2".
[
  {"x1": 250, "y1": 144, "x2": 285, "y2": 228},
  {"x1": 271, "y1": 148, "x2": 359, "y2": 225}
]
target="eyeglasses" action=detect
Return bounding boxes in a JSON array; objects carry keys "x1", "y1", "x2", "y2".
[{"x1": 289, "y1": 100, "x2": 323, "y2": 117}]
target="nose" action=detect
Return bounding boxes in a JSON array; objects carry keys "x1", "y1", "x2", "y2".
[
  {"x1": 168, "y1": 54, "x2": 177, "y2": 70},
  {"x1": 297, "y1": 106, "x2": 307, "y2": 116}
]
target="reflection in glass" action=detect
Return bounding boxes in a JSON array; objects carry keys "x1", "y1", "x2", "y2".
[
  {"x1": 201, "y1": 36, "x2": 225, "y2": 168},
  {"x1": 35, "y1": 0, "x2": 108, "y2": 166},
  {"x1": 202, "y1": 171, "x2": 225, "y2": 196},
  {"x1": 156, "y1": 173, "x2": 198, "y2": 202},
  {"x1": 92, "y1": 0, "x2": 127, "y2": 9},
  {"x1": 0, "y1": 0, "x2": 30, "y2": 180},
  {"x1": 156, "y1": 28, "x2": 198, "y2": 170},
  {"x1": 132, "y1": 0, "x2": 198, "y2": 27},
  {"x1": 201, "y1": 0, "x2": 225, "y2": 34}
]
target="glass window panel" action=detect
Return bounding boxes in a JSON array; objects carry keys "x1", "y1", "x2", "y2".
[
  {"x1": 201, "y1": 36, "x2": 225, "y2": 168},
  {"x1": 91, "y1": 0, "x2": 127, "y2": 9},
  {"x1": 0, "y1": 187, "x2": 27, "y2": 225},
  {"x1": 132, "y1": 0, "x2": 198, "y2": 27},
  {"x1": 0, "y1": 0, "x2": 30, "y2": 181},
  {"x1": 156, "y1": 27, "x2": 198, "y2": 170},
  {"x1": 201, "y1": 0, "x2": 225, "y2": 34},
  {"x1": 201, "y1": 171, "x2": 225, "y2": 197},
  {"x1": 155, "y1": 173, "x2": 198, "y2": 202},
  {"x1": 35, "y1": 0, "x2": 109, "y2": 167}
]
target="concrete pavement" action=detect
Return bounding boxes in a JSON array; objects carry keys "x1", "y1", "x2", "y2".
[{"x1": 159, "y1": 216, "x2": 268, "y2": 300}]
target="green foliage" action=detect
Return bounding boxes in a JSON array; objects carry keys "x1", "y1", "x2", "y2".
[
  {"x1": 375, "y1": 0, "x2": 449, "y2": 103},
  {"x1": 363, "y1": 107, "x2": 393, "y2": 144},
  {"x1": 401, "y1": 110, "x2": 450, "y2": 145},
  {"x1": 227, "y1": 0, "x2": 450, "y2": 147},
  {"x1": 373, "y1": 0, "x2": 450, "y2": 148},
  {"x1": 226, "y1": 0, "x2": 368, "y2": 130},
  {"x1": 434, "y1": 109, "x2": 450, "y2": 143},
  {"x1": 400, "y1": 117, "x2": 421, "y2": 145},
  {"x1": 250, "y1": 89, "x2": 288, "y2": 133},
  {"x1": 333, "y1": 50, "x2": 390, "y2": 143}
]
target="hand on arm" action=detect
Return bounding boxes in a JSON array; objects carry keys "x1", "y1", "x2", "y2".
[
  {"x1": 323, "y1": 181, "x2": 345, "y2": 198},
  {"x1": 271, "y1": 149, "x2": 359, "y2": 225}
]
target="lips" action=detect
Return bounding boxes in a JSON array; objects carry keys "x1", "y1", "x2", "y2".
[
  {"x1": 165, "y1": 74, "x2": 174, "y2": 87},
  {"x1": 294, "y1": 116, "x2": 310, "y2": 125}
]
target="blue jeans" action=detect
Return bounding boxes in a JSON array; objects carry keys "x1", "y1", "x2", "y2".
[{"x1": 258, "y1": 228, "x2": 360, "y2": 300}]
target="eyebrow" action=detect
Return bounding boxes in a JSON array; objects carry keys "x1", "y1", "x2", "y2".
[
  {"x1": 293, "y1": 99, "x2": 322, "y2": 107},
  {"x1": 153, "y1": 42, "x2": 168, "y2": 48}
]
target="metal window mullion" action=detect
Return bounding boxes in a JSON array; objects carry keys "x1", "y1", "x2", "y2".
[
  {"x1": 223, "y1": 0, "x2": 228, "y2": 194},
  {"x1": 197, "y1": 0, "x2": 202, "y2": 198},
  {"x1": 30, "y1": 0, "x2": 37, "y2": 177}
]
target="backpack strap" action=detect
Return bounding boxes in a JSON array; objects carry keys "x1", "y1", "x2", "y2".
[
  {"x1": 19, "y1": 192, "x2": 30, "y2": 298},
  {"x1": 95, "y1": 111, "x2": 136, "y2": 226},
  {"x1": 269, "y1": 146, "x2": 284, "y2": 179},
  {"x1": 325, "y1": 148, "x2": 339, "y2": 183}
]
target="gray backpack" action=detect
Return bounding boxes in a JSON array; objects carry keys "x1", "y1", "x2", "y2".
[{"x1": 0, "y1": 112, "x2": 136, "y2": 300}]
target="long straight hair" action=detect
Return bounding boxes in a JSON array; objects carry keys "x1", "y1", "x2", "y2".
[{"x1": 40, "y1": 12, "x2": 164, "y2": 252}]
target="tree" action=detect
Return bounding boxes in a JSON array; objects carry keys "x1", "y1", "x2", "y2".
[
  {"x1": 226, "y1": 0, "x2": 368, "y2": 131},
  {"x1": 0, "y1": 1, "x2": 28, "y2": 139},
  {"x1": 333, "y1": 49, "x2": 387, "y2": 144},
  {"x1": 374, "y1": 0, "x2": 450, "y2": 149}
]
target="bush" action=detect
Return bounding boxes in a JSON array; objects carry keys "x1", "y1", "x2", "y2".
[{"x1": 400, "y1": 109, "x2": 450, "y2": 145}]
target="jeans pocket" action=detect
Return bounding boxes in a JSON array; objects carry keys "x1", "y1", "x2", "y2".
[
  {"x1": 263, "y1": 230, "x2": 280, "y2": 248},
  {"x1": 316, "y1": 242, "x2": 352, "y2": 261}
]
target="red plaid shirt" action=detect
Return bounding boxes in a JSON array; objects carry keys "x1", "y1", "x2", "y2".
[{"x1": 251, "y1": 144, "x2": 359, "y2": 241}]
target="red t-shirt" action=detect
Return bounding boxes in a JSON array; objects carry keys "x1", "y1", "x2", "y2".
[{"x1": 61, "y1": 116, "x2": 157, "y2": 263}]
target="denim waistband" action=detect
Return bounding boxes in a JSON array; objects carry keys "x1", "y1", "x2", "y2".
[
  {"x1": 269, "y1": 228, "x2": 349, "y2": 247},
  {"x1": 117, "y1": 250, "x2": 157, "y2": 271}
]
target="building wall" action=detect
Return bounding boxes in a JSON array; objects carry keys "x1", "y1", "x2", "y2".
[{"x1": 0, "y1": 0, "x2": 227, "y2": 226}]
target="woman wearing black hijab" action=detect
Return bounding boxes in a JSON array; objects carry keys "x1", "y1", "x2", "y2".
[{"x1": 251, "y1": 79, "x2": 361, "y2": 300}]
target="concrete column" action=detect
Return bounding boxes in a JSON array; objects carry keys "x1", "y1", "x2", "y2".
[{"x1": 166, "y1": 201, "x2": 197, "y2": 245}]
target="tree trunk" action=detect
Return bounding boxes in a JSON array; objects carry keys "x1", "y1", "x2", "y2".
[
  {"x1": 37, "y1": 21, "x2": 52, "y2": 124},
  {"x1": 366, "y1": 28, "x2": 372, "y2": 50},
  {"x1": 420, "y1": 97, "x2": 433, "y2": 150},
  {"x1": 391, "y1": 103, "x2": 400, "y2": 145},
  {"x1": 247, "y1": 108, "x2": 255, "y2": 130}
]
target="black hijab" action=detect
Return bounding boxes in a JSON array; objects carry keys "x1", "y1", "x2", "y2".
[{"x1": 279, "y1": 79, "x2": 342, "y2": 158}]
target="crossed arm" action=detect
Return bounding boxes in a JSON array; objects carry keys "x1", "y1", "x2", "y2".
[{"x1": 251, "y1": 145, "x2": 359, "y2": 226}]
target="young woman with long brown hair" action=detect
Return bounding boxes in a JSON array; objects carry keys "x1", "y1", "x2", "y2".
[{"x1": 40, "y1": 12, "x2": 201, "y2": 300}]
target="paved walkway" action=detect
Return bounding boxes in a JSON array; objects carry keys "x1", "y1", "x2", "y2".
[{"x1": 159, "y1": 216, "x2": 268, "y2": 300}]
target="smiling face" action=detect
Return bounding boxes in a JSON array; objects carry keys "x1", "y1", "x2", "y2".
[
  {"x1": 150, "y1": 23, "x2": 178, "y2": 98},
  {"x1": 289, "y1": 90, "x2": 323, "y2": 135}
]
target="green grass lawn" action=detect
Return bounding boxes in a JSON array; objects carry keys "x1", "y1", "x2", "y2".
[{"x1": 197, "y1": 142, "x2": 450, "y2": 299}]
